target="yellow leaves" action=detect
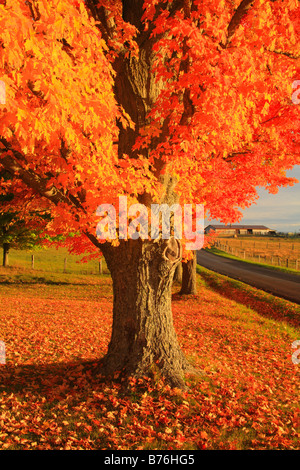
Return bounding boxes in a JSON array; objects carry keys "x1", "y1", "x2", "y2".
[
  {"x1": 33, "y1": 118, "x2": 45, "y2": 134},
  {"x1": 180, "y1": 140, "x2": 189, "y2": 152},
  {"x1": 287, "y1": 0, "x2": 299, "y2": 7},
  {"x1": 261, "y1": 102, "x2": 270, "y2": 116},
  {"x1": 16, "y1": 108, "x2": 28, "y2": 122},
  {"x1": 268, "y1": 38, "x2": 277, "y2": 52},
  {"x1": 56, "y1": 0, "x2": 67, "y2": 14},
  {"x1": 0, "y1": 3, "x2": 118, "y2": 172},
  {"x1": 265, "y1": 93, "x2": 271, "y2": 103},
  {"x1": 24, "y1": 35, "x2": 45, "y2": 61},
  {"x1": 118, "y1": 108, "x2": 135, "y2": 131},
  {"x1": 245, "y1": 99, "x2": 254, "y2": 110},
  {"x1": 24, "y1": 37, "x2": 35, "y2": 53}
]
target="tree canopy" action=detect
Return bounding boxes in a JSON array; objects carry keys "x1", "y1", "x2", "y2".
[{"x1": 0, "y1": 0, "x2": 298, "y2": 258}]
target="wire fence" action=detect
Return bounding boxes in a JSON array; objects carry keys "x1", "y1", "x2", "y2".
[
  {"x1": 215, "y1": 239, "x2": 300, "y2": 271},
  {"x1": 3, "y1": 249, "x2": 109, "y2": 275}
]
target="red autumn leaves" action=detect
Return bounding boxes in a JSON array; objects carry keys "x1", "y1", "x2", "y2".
[{"x1": 0, "y1": 272, "x2": 299, "y2": 450}]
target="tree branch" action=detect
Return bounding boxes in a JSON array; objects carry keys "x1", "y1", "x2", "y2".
[
  {"x1": 126, "y1": 0, "x2": 185, "y2": 47},
  {"x1": 221, "y1": 0, "x2": 254, "y2": 48},
  {"x1": 0, "y1": 148, "x2": 70, "y2": 206},
  {"x1": 0, "y1": 146, "x2": 104, "y2": 250},
  {"x1": 266, "y1": 48, "x2": 300, "y2": 60},
  {"x1": 85, "y1": 0, "x2": 115, "y2": 44},
  {"x1": 0, "y1": 137, "x2": 86, "y2": 211}
]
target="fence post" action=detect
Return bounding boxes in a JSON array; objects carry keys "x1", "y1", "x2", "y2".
[
  {"x1": 64, "y1": 257, "x2": 67, "y2": 273},
  {"x1": 31, "y1": 254, "x2": 34, "y2": 269},
  {"x1": 99, "y1": 259, "x2": 103, "y2": 275}
]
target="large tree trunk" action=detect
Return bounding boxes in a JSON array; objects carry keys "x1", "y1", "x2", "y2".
[
  {"x1": 87, "y1": 2, "x2": 198, "y2": 387},
  {"x1": 100, "y1": 238, "x2": 195, "y2": 388},
  {"x1": 2, "y1": 242, "x2": 9, "y2": 267},
  {"x1": 99, "y1": 4, "x2": 196, "y2": 387},
  {"x1": 179, "y1": 251, "x2": 197, "y2": 295}
]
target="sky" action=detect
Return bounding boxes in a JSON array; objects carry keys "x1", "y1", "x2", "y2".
[{"x1": 206, "y1": 165, "x2": 300, "y2": 234}]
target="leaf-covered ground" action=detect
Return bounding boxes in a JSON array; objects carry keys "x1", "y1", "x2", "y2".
[{"x1": 0, "y1": 267, "x2": 299, "y2": 450}]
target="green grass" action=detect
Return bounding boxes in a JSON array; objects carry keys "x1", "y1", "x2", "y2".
[
  {"x1": 205, "y1": 246, "x2": 300, "y2": 275},
  {"x1": 196, "y1": 263, "x2": 300, "y2": 334},
  {"x1": 3, "y1": 246, "x2": 109, "y2": 276}
]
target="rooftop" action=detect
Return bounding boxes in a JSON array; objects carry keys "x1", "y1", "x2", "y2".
[{"x1": 206, "y1": 224, "x2": 271, "y2": 230}]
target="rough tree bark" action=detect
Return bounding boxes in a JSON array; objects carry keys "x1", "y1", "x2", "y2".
[
  {"x1": 95, "y1": 2, "x2": 196, "y2": 386},
  {"x1": 100, "y1": 238, "x2": 195, "y2": 388},
  {"x1": 88, "y1": 0, "x2": 200, "y2": 386},
  {"x1": 179, "y1": 251, "x2": 197, "y2": 295},
  {"x1": 173, "y1": 262, "x2": 183, "y2": 284}
]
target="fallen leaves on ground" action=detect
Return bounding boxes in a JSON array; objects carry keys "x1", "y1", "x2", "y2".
[{"x1": 0, "y1": 271, "x2": 299, "y2": 450}]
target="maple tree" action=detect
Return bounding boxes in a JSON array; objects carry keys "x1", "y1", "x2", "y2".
[
  {"x1": 0, "y1": 0, "x2": 299, "y2": 387},
  {"x1": 0, "y1": 171, "x2": 49, "y2": 266}
]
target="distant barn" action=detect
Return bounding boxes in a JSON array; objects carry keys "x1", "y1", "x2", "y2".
[{"x1": 205, "y1": 224, "x2": 276, "y2": 236}]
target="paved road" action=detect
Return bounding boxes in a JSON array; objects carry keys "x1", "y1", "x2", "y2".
[{"x1": 197, "y1": 250, "x2": 300, "y2": 305}]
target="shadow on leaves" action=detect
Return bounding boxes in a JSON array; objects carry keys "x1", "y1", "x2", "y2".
[{"x1": 199, "y1": 270, "x2": 300, "y2": 329}]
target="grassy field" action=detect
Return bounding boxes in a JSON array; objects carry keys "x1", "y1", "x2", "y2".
[
  {"x1": 3, "y1": 247, "x2": 109, "y2": 275},
  {"x1": 0, "y1": 251, "x2": 299, "y2": 450},
  {"x1": 214, "y1": 236, "x2": 300, "y2": 271}
]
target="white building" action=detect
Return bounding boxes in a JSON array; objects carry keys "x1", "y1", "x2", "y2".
[{"x1": 205, "y1": 224, "x2": 276, "y2": 236}]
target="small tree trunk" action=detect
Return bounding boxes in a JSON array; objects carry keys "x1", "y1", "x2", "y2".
[
  {"x1": 2, "y1": 242, "x2": 10, "y2": 267},
  {"x1": 173, "y1": 262, "x2": 182, "y2": 284},
  {"x1": 179, "y1": 251, "x2": 197, "y2": 295},
  {"x1": 100, "y1": 238, "x2": 195, "y2": 388}
]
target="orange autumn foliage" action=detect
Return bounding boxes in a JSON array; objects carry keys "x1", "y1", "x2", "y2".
[{"x1": 0, "y1": 0, "x2": 299, "y2": 254}]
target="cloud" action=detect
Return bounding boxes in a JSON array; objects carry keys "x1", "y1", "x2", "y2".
[{"x1": 207, "y1": 166, "x2": 300, "y2": 233}]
